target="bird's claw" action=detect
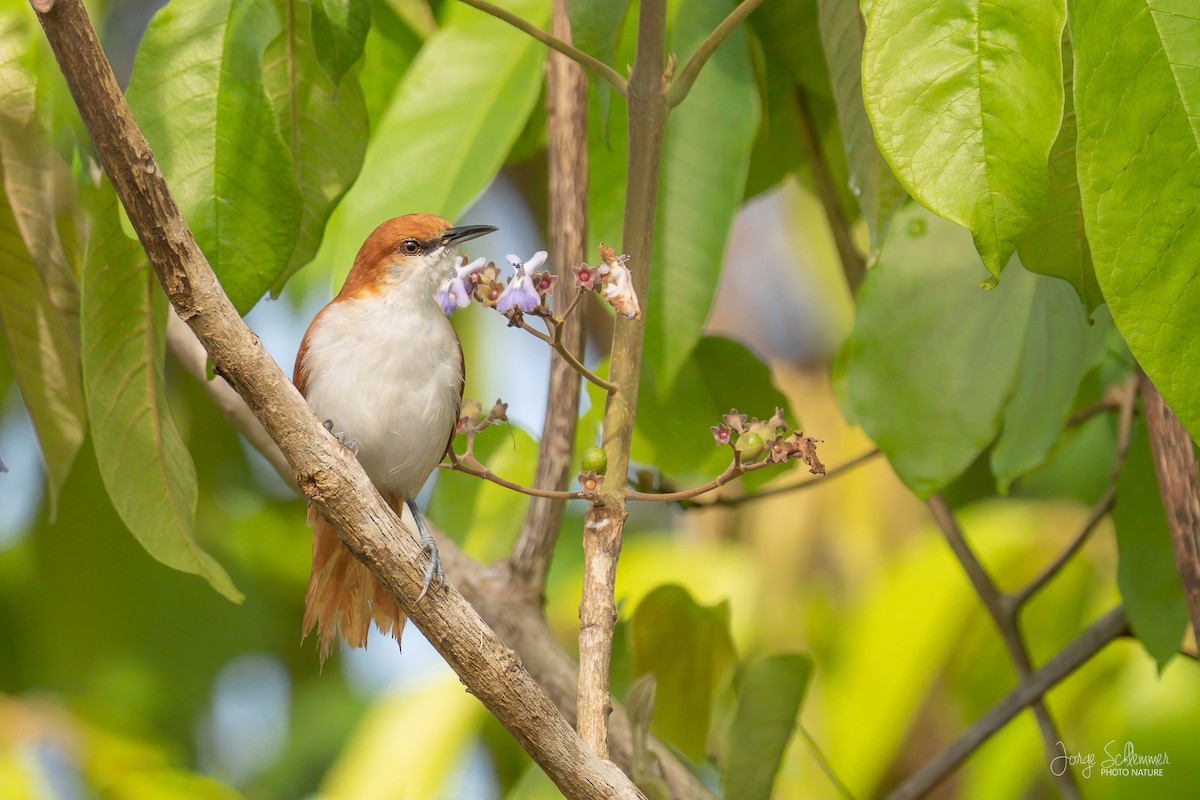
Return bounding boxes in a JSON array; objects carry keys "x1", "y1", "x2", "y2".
[
  {"x1": 322, "y1": 420, "x2": 358, "y2": 455},
  {"x1": 416, "y1": 538, "x2": 445, "y2": 602}
]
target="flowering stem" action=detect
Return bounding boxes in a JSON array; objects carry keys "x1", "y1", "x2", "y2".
[
  {"x1": 446, "y1": 458, "x2": 585, "y2": 501},
  {"x1": 456, "y1": 0, "x2": 628, "y2": 97},
  {"x1": 518, "y1": 318, "x2": 618, "y2": 393}
]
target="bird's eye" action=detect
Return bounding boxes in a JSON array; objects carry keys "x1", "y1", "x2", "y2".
[{"x1": 400, "y1": 239, "x2": 421, "y2": 255}]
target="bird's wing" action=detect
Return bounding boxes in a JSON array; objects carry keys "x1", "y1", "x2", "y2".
[{"x1": 443, "y1": 338, "x2": 465, "y2": 459}]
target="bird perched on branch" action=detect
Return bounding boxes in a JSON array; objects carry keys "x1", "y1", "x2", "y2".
[{"x1": 293, "y1": 214, "x2": 497, "y2": 662}]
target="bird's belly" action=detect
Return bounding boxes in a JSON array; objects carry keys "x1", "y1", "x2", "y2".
[{"x1": 302, "y1": 307, "x2": 461, "y2": 500}]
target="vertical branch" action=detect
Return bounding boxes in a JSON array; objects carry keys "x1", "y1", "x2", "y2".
[
  {"x1": 510, "y1": 0, "x2": 588, "y2": 599},
  {"x1": 1139, "y1": 372, "x2": 1200, "y2": 644},
  {"x1": 578, "y1": 0, "x2": 670, "y2": 758}
]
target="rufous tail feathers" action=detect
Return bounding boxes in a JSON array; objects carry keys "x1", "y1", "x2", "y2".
[{"x1": 302, "y1": 500, "x2": 406, "y2": 664}]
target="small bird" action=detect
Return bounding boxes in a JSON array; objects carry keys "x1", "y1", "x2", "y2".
[{"x1": 293, "y1": 214, "x2": 497, "y2": 662}]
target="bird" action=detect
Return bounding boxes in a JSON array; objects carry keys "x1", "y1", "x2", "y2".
[{"x1": 292, "y1": 214, "x2": 497, "y2": 662}]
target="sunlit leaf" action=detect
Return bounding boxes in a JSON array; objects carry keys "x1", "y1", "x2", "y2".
[
  {"x1": 644, "y1": 0, "x2": 759, "y2": 389},
  {"x1": 721, "y1": 654, "x2": 812, "y2": 800},
  {"x1": 264, "y1": 0, "x2": 369, "y2": 295},
  {"x1": 862, "y1": 0, "x2": 1067, "y2": 277},
  {"x1": 309, "y1": 0, "x2": 371, "y2": 86},
  {"x1": 1113, "y1": 424, "x2": 1188, "y2": 670},
  {"x1": 82, "y1": 188, "x2": 241, "y2": 603},
  {"x1": 630, "y1": 585, "x2": 737, "y2": 761},
  {"x1": 1016, "y1": 36, "x2": 1103, "y2": 311},
  {"x1": 103, "y1": 769, "x2": 244, "y2": 800},
  {"x1": 816, "y1": 0, "x2": 905, "y2": 249},
  {"x1": 1071, "y1": 0, "x2": 1200, "y2": 443},
  {"x1": 319, "y1": 0, "x2": 549, "y2": 285},
  {"x1": 127, "y1": 0, "x2": 303, "y2": 315}
]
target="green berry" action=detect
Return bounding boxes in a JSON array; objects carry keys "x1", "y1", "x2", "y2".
[
  {"x1": 582, "y1": 446, "x2": 608, "y2": 474},
  {"x1": 736, "y1": 432, "x2": 765, "y2": 462}
]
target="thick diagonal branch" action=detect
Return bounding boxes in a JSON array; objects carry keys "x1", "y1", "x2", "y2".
[
  {"x1": 32, "y1": 2, "x2": 643, "y2": 797},
  {"x1": 510, "y1": 0, "x2": 588, "y2": 597}
]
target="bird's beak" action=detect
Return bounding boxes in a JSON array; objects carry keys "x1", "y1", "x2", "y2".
[{"x1": 442, "y1": 224, "x2": 498, "y2": 246}]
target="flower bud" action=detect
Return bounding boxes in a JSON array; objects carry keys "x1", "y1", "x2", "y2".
[
  {"x1": 736, "y1": 432, "x2": 765, "y2": 462},
  {"x1": 582, "y1": 446, "x2": 608, "y2": 475}
]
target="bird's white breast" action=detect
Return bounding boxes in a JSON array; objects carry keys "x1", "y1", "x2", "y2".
[{"x1": 300, "y1": 294, "x2": 462, "y2": 501}]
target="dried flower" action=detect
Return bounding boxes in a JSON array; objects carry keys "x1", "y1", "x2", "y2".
[
  {"x1": 573, "y1": 263, "x2": 600, "y2": 291},
  {"x1": 435, "y1": 256, "x2": 488, "y2": 316},
  {"x1": 792, "y1": 433, "x2": 825, "y2": 475},
  {"x1": 766, "y1": 406, "x2": 789, "y2": 437},
  {"x1": 579, "y1": 469, "x2": 605, "y2": 495},
  {"x1": 458, "y1": 398, "x2": 483, "y2": 431},
  {"x1": 711, "y1": 424, "x2": 731, "y2": 446},
  {"x1": 603, "y1": 262, "x2": 641, "y2": 320},
  {"x1": 487, "y1": 400, "x2": 509, "y2": 424},
  {"x1": 598, "y1": 242, "x2": 627, "y2": 273},
  {"x1": 476, "y1": 278, "x2": 505, "y2": 308}
]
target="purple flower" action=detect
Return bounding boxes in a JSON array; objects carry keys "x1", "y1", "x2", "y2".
[
  {"x1": 497, "y1": 253, "x2": 545, "y2": 314},
  {"x1": 711, "y1": 424, "x2": 731, "y2": 446},
  {"x1": 435, "y1": 256, "x2": 488, "y2": 316}
]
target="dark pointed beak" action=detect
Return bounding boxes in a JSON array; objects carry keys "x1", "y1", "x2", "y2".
[{"x1": 442, "y1": 224, "x2": 498, "y2": 246}]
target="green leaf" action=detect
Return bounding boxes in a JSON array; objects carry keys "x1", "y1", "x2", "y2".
[
  {"x1": 567, "y1": 0, "x2": 629, "y2": 127},
  {"x1": 318, "y1": 0, "x2": 549, "y2": 285},
  {"x1": 1113, "y1": 423, "x2": 1187, "y2": 670},
  {"x1": 990, "y1": 283, "x2": 1109, "y2": 491},
  {"x1": 263, "y1": 0, "x2": 369, "y2": 295},
  {"x1": 862, "y1": 0, "x2": 1067, "y2": 277},
  {"x1": 309, "y1": 0, "x2": 371, "y2": 86},
  {"x1": 645, "y1": 0, "x2": 759, "y2": 389},
  {"x1": 1016, "y1": 35, "x2": 1103, "y2": 311},
  {"x1": 630, "y1": 585, "x2": 737, "y2": 762},
  {"x1": 0, "y1": 12, "x2": 85, "y2": 512},
  {"x1": 1071, "y1": 0, "x2": 1200, "y2": 444},
  {"x1": 82, "y1": 188, "x2": 241, "y2": 603},
  {"x1": 721, "y1": 654, "x2": 813, "y2": 800},
  {"x1": 837, "y1": 206, "x2": 1105, "y2": 497},
  {"x1": 359, "y1": 0, "x2": 427, "y2": 126},
  {"x1": 127, "y1": 0, "x2": 302, "y2": 315},
  {"x1": 748, "y1": 0, "x2": 831, "y2": 102},
  {"x1": 816, "y1": 0, "x2": 905, "y2": 250},
  {"x1": 102, "y1": 769, "x2": 244, "y2": 800}
]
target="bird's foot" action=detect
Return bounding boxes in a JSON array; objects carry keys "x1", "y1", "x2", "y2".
[
  {"x1": 417, "y1": 533, "x2": 445, "y2": 602},
  {"x1": 322, "y1": 419, "x2": 358, "y2": 456}
]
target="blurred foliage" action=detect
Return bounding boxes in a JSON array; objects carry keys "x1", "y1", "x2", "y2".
[{"x1": 1, "y1": 0, "x2": 1198, "y2": 798}]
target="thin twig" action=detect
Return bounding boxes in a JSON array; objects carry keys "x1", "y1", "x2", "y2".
[
  {"x1": 796, "y1": 722, "x2": 856, "y2": 800},
  {"x1": 926, "y1": 495, "x2": 1080, "y2": 800},
  {"x1": 795, "y1": 86, "x2": 866, "y2": 293},
  {"x1": 885, "y1": 607, "x2": 1128, "y2": 800},
  {"x1": 689, "y1": 448, "x2": 880, "y2": 508},
  {"x1": 664, "y1": 0, "x2": 764, "y2": 107},
  {"x1": 1014, "y1": 377, "x2": 1139, "y2": 608},
  {"x1": 446, "y1": 459, "x2": 585, "y2": 501},
  {"x1": 518, "y1": 318, "x2": 617, "y2": 393},
  {"x1": 456, "y1": 0, "x2": 628, "y2": 96}
]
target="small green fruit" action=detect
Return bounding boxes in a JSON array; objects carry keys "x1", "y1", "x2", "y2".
[
  {"x1": 582, "y1": 446, "x2": 608, "y2": 474},
  {"x1": 736, "y1": 432, "x2": 765, "y2": 462}
]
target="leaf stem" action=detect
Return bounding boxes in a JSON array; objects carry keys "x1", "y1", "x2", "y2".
[
  {"x1": 518, "y1": 317, "x2": 617, "y2": 393},
  {"x1": 664, "y1": 0, "x2": 764, "y2": 107},
  {"x1": 456, "y1": 0, "x2": 628, "y2": 96}
]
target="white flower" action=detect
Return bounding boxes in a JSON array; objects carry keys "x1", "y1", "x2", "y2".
[{"x1": 435, "y1": 256, "x2": 488, "y2": 316}]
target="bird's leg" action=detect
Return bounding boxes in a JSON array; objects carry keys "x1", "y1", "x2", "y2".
[
  {"x1": 406, "y1": 499, "x2": 445, "y2": 601},
  {"x1": 322, "y1": 419, "x2": 358, "y2": 456}
]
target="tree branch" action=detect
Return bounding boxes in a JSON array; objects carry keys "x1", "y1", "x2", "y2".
[
  {"x1": 885, "y1": 607, "x2": 1128, "y2": 800},
  {"x1": 447, "y1": 458, "x2": 584, "y2": 500},
  {"x1": 795, "y1": 87, "x2": 866, "y2": 293},
  {"x1": 511, "y1": 0, "x2": 588, "y2": 598},
  {"x1": 926, "y1": 495, "x2": 1080, "y2": 800},
  {"x1": 664, "y1": 0, "x2": 764, "y2": 107},
  {"x1": 578, "y1": 0, "x2": 670, "y2": 758},
  {"x1": 1139, "y1": 370, "x2": 1200, "y2": 645},
  {"x1": 456, "y1": 0, "x2": 628, "y2": 97},
  {"x1": 32, "y1": 2, "x2": 643, "y2": 797},
  {"x1": 687, "y1": 448, "x2": 880, "y2": 508}
]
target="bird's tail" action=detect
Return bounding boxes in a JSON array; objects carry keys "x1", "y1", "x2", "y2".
[{"x1": 302, "y1": 500, "x2": 406, "y2": 665}]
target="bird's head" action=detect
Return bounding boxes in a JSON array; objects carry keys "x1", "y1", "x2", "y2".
[{"x1": 339, "y1": 213, "x2": 498, "y2": 301}]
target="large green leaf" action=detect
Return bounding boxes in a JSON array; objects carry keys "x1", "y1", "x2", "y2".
[
  {"x1": 1071, "y1": 0, "x2": 1200, "y2": 443},
  {"x1": 0, "y1": 12, "x2": 84, "y2": 512},
  {"x1": 309, "y1": 0, "x2": 371, "y2": 86},
  {"x1": 644, "y1": 0, "x2": 759, "y2": 389},
  {"x1": 82, "y1": 190, "x2": 241, "y2": 603},
  {"x1": 318, "y1": 0, "x2": 549, "y2": 284},
  {"x1": 862, "y1": 0, "x2": 1067, "y2": 278},
  {"x1": 1017, "y1": 36, "x2": 1102, "y2": 311},
  {"x1": 567, "y1": 0, "x2": 629, "y2": 128},
  {"x1": 630, "y1": 585, "x2": 737, "y2": 762},
  {"x1": 1113, "y1": 423, "x2": 1188, "y2": 670},
  {"x1": 721, "y1": 654, "x2": 813, "y2": 800},
  {"x1": 816, "y1": 0, "x2": 905, "y2": 250},
  {"x1": 263, "y1": 0, "x2": 369, "y2": 295},
  {"x1": 837, "y1": 206, "x2": 1102, "y2": 497},
  {"x1": 127, "y1": 0, "x2": 302, "y2": 315}
]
